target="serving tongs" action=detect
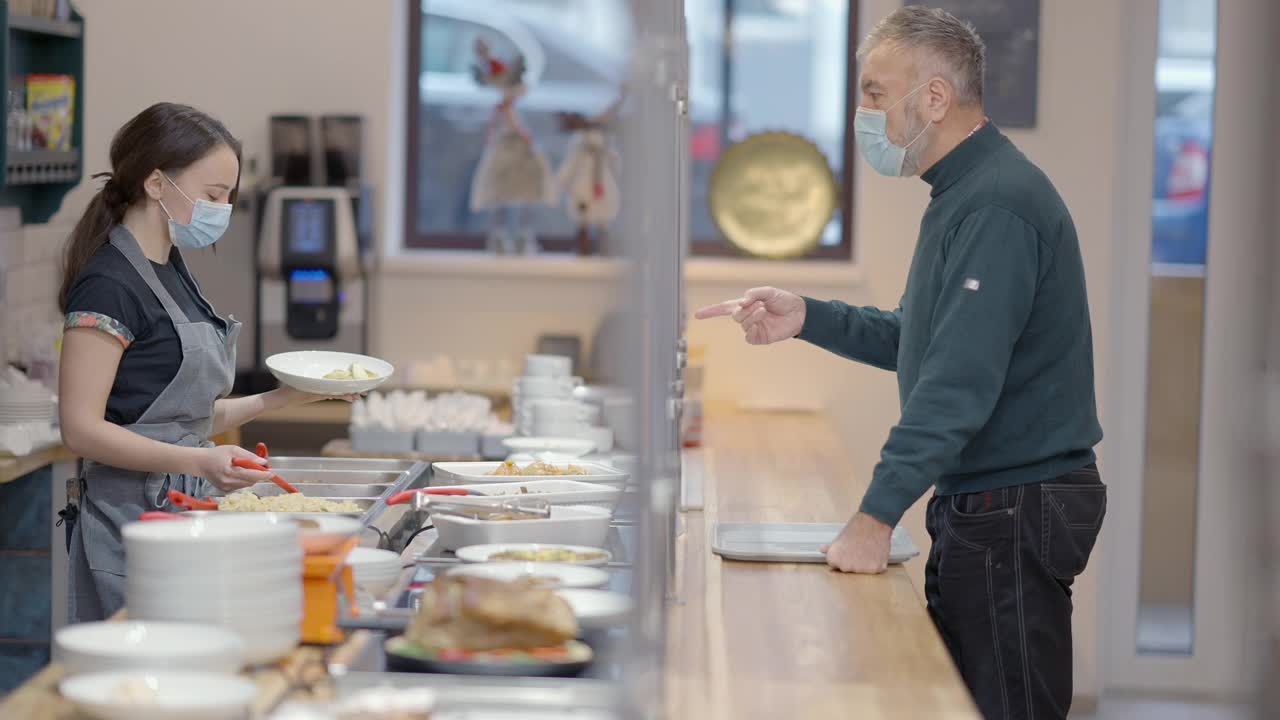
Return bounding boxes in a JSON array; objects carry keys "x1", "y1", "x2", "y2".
[{"x1": 386, "y1": 487, "x2": 552, "y2": 520}]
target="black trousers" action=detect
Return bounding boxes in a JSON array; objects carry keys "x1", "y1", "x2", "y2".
[{"x1": 925, "y1": 465, "x2": 1106, "y2": 720}]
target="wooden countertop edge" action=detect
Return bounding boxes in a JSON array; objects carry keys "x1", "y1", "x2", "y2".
[
  {"x1": 0, "y1": 633, "x2": 352, "y2": 717},
  {"x1": 0, "y1": 444, "x2": 75, "y2": 485}
]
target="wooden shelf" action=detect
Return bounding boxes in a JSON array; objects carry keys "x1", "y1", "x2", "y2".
[
  {"x1": 8, "y1": 13, "x2": 81, "y2": 38},
  {"x1": 5, "y1": 148, "x2": 79, "y2": 185}
]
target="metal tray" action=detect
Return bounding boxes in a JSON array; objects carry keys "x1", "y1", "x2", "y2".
[
  {"x1": 264, "y1": 456, "x2": 421, "y2": 474},
  {"x1": 711, "y1": 522, "x2": 920, "y2": 565},
  {"x1": 245, "y1": 483, "x2": 393, "y2": 498}
]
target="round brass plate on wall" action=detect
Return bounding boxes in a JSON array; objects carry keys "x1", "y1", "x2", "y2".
[{"x1": 707, "y1": 131, "x2": 838, "y2": 259}]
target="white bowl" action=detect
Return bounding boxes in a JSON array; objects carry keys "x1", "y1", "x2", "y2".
[
  {"x1": 266, "y1": 351, "x2": 393, "y2": 396},
  {"x1": 454, "y1": 543, "x2": 613, "y2": 567},
  {"x1": 556, "y1": 589, "x2": 635, "y2": 630},
  {"x1": 502, "y1": 437, "x2": 596, "y2": 459},
  {"x1": 59, "y1": 670, "x2": 257, "y2": 720},
  {"x1": 446, "y1": 562, "x2": 609, "y2": 589},
  {"x1": 55, "y1": 622, "x2": 243, "y2": 677},
  {"x1": 432, "y1": 504, "x2": 613, "y2": 552}
]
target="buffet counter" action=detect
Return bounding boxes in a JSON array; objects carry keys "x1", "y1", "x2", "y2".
[
  {"x1": 665, "y1": 405, "x2": 979, "y2": 719},
  {"x1": 1, "y1": 407, "x2": 976, "y2": 718}
]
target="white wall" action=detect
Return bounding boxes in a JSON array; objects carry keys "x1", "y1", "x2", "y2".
[{"x1": 38, "y1": 0, "x2": 1143, "y2": 706}]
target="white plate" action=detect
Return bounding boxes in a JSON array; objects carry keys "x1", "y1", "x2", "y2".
[
  {"x1": 454, "y1": 543, "x2": 613, "y2": 567},
  {"x1": 266, "y1": 351, "x2": 393, "y2": 396},
  {"x1": 59, "y1": 670, "x2": 256, "y2": 720},
  {"x1": 501, "y1": 437, "x2": 596, "y2": 459},
  {"x1": 55, "y1": 622, "x2": 243, "y2": 677},
  {"x1": 555, "y1": 589, "x2": 634, "y2": 630},
  {"x1": 431, "y1": 462, "x2": 629, "y2": 487},
  {"x1": 445, "y1": 561, "x2": 610, "y2": 589}
]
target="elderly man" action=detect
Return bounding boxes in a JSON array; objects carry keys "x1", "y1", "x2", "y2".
[{"x1": 697, "y1": 7, "x2": 1105, "y2": 720}]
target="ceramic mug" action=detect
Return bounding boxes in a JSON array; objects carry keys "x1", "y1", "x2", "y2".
[
  {"x1": 523, "y1": 354, "x2": 573, "y2": 377},
  {"x1": 514, "y1": 375, "x2": 582, "y2": 397}
]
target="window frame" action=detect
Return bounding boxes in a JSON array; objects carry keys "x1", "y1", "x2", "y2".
[{"x1": 404, "y1": 0, "x2": 857, "y2": 260}]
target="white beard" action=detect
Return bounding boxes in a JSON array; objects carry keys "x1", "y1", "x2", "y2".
[{"x1": 898, "y1": 105, "x2": 932, "y2": 177}]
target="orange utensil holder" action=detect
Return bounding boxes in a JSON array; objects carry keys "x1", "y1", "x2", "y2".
[{"x1": 302, "y1": 536, "x2": 359, "y2": 645}]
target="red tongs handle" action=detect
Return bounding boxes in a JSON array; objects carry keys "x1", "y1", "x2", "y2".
[
  {"x1": 139, "y1": 511, "x2": 186, "y2": 521},
  {"x1": 167, "y1": 489, "x2": 218, "y2": 511},
  {"x1": 386, "y1": 487, "x2": 471, "y2": 505},
  {"x1": 231, "y1": 457, "x2": 300, "y2": 494}
]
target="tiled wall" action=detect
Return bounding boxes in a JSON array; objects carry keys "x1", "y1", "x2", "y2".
[
  {"x1": 0, "y1": 466, "x2": 53, "y2": 693},
  {"x1": 0, "y1": 210, "x2": 69, "y2": 368}
]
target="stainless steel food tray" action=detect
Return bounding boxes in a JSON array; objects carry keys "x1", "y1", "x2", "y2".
[
  {"x1": 711, "y1": 522, "x2": 920, "y2": 565},
  {"x1": 200, "y1": 457, "x2": 428, "y2": 527}
]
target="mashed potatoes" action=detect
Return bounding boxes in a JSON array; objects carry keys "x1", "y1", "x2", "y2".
[
  {"x1": 323, "y1": 362, "x2": 379, "y2": 380},
  {"x1": 218, "y1": 492, "x2": 360, "y2": 513}
]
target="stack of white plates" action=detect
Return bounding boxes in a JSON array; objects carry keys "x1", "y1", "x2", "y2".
[
  {"x1": 346, "y1": 547, "x2": 402, "y2": 598},
  {"x1": 0, "y1": 380, "x2": 55, "y2": 425},
  {"x1": 124, "y1": 514, "x2": 302, "y2": 665}
]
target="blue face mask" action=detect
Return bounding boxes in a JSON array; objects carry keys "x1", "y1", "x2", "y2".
[
  {"x1": 159, "y1": 173, "x2": 232, "y2": 249},
  {"x1": 854, "y1": 80, "x2": 932, "y2": 177}
]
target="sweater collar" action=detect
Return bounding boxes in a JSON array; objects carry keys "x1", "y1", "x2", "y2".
[{"x1": 921, "y1": 121, "x2": 1005, "y2": 197}]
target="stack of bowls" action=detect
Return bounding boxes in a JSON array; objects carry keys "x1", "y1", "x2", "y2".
[
  {"x1": 345, "y1": 547, "x2": 402, "y2": 599},
  {"x1": 124, "y1": 514, "x2": 302, "y2": 665},
  {"x1": 512, "y1": 354, "x2": 581, "y2": 436}
]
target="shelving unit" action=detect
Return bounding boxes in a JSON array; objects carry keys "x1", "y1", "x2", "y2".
[{"x1": 0, "y1": 0, "x2": 84, "y2": 224}]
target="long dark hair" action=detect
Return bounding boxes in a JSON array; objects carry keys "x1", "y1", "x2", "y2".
[{"x1": 59, "y1": 103, "x2": 242, "y2": 311}]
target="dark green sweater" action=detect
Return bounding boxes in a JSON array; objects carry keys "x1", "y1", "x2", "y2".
[{"x1": 799, "y1": 123, "x2": 1102, "y2": 526}]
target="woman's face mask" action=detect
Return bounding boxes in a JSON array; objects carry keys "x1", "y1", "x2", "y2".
[
  {"x1": 854, "y1": 80, "x2": 933, "y2": 177},
  {"x1": 158, "y1": 172, "x2": 232, "y2": 249}
]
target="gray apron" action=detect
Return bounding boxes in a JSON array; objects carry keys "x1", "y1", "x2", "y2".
[{"x1": 68, "y1": 226, "x2": 241, "y2": 623}]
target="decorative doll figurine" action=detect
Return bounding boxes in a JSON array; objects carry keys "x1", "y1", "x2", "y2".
[
  {"x1": 554, "y1": 94, "x2": 623, "y2": 256},
  {"x1": 469, "y1": 37, "x2": 555, "y2": 254}
]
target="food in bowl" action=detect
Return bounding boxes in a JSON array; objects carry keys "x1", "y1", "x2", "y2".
[
  {"x1": 323, "y1": 362, "x2": 380, "y2": 380},
  {"x1": 489, "y1": 547, "x2": 609, "y2": 564},
  {"x1": 486, "y1": 461, "x2": 588, "y2": 477},
  {"x1": 404, "y1": 575, "x2": 577, "y2": 652},
  {"x1": 218, "y1": 492, "x2": 360, "y2": 514}
]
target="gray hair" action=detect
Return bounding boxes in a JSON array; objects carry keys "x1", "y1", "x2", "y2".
[{"x1": 858, "y1": 6, "x2": 986, "y2": 106}]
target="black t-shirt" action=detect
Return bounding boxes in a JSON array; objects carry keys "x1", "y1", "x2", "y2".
[{"x1": 64, "y1": 241, "x2": 224, "y2": 425}]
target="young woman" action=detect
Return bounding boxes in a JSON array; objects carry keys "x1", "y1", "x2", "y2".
[{"x1": 59, "y1": 103, "x2": 341, "y2": 622}]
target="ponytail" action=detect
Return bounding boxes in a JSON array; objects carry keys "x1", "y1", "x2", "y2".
[{"x1": 58, "y1": 173, "x2": 127, "y2": 312}]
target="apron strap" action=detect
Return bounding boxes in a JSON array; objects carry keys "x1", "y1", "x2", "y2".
[
  {"x1": 108, "y1": 225, "x2": 191, "y2": 325},
  {"x1": 169, "y1": 246, "x2": 229, "y2": 334}
]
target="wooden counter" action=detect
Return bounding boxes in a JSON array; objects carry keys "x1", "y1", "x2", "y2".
[
  {"x1": 666, "y1": 407, "x2": 978, "y2": 719},
  {"x1": 0, "y1": 444, "x2": 74, "y2": 485}
]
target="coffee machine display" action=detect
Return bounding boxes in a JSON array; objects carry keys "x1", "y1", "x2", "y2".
[{"x1": 257, "y1": 187, "x2": 366, "y2": 359}]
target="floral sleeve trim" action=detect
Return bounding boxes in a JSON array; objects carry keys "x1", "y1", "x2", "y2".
[{"x1": 65, "y1": 312, "x2": 134, "y2": 348}]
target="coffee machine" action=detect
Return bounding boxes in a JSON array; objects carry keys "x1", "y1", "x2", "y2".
[
  {"x1": 229, "y1": 114, "x2": 373, "y2": 394},
  {"x1": 256, "y1": 186, "x2": 367, "y2": 358}
]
